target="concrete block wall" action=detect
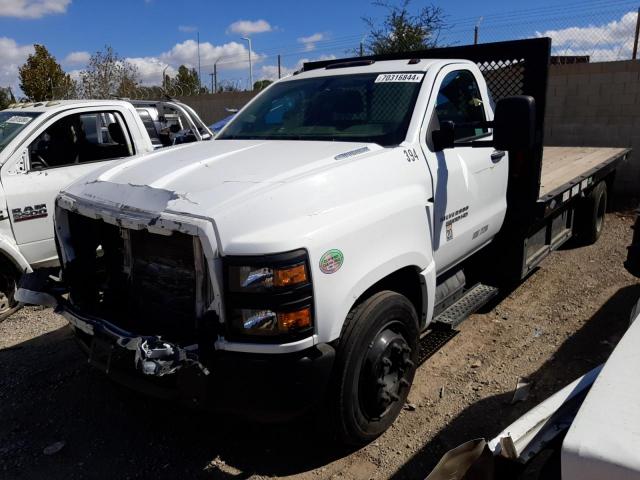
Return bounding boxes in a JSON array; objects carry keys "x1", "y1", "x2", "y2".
[{"x1": 546, "y1": 61, "x2": 640, "y2": 197}]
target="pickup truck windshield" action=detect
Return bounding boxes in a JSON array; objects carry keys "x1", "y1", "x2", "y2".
[
  {"x1": 218, "y1": 72, "x2": 424, "y2": 146},
  {"x1": 0, "y1": 111, "x2": 41, "y2": 152}
]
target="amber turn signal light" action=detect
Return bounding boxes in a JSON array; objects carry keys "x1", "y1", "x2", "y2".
[
  {"x1": 273, "y1": 264, "x2": 308, "y2": 287},
  {"x1": 277, "y1": 307, "x2": 312, "y2": 331}
]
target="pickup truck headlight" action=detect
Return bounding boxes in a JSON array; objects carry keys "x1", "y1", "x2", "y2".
[
  {"x1": 224, "y1": 250, "x2": 314, "y2": 341},
  {"x1": 228, "y1": 263, "x2": 308, "y2": 292}
]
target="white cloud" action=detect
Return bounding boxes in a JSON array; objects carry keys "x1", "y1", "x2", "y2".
[
  {"x1": 227, "y1": 19, "x2": 272, "y2": 36},
  {"x1": 537, "y1": 10, "x2": 637, "y2": 61},
  {"x1": 0, "y1": 37, "x2": 34, "y2": 93},
  {"x1": 160, "y1": 39, "x2": 262, "y2": 71},
  {"x1": 178, "y1": 25, "x2": 197, "y2": 33},
  {"x1": 63, "y1": 50, "x2": 90, "y2": 65},
  {"x1": 112, "y1": 39, "x2": 262, "y2": 87},
  {"x1": 297, "y1": 32, "x2": 326, "y2": 51},
  {"x1": 0, "y1": 0, "x2": 70, "y2": 18},
  {"x1": 125, "y1": 57, "x2": 176, "y2": 86}
]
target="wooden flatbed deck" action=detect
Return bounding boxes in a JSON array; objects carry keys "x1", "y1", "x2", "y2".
[{"x1": 540, "y1": 147, "x2": 628, "y2": 197}]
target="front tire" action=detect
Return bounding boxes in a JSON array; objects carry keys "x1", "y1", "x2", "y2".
[
  {"x1": 0, "y1": 270, "x2": 21, "y2": 322},
  {"x1": 330, "y1": 291, "x2": 419, "y2": 445}
]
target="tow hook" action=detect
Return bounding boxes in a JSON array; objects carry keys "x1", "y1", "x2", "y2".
[{"x1": 134, "y1": 338, "x2": 210, "y2": 377}]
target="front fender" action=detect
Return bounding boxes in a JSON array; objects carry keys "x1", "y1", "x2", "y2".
[
  {"x1": 306, "y1": 187, "x2": 435, "y2": 343},
  {"x1": 0, "y1": 231, "x2": 31, "y2": 274}
]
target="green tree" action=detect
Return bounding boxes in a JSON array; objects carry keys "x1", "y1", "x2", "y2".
[
  {"x1": 363, "y1": 0, "x2": 445, "y2": 55},
  {"x1": 18, "y1": 44, "x2": 76, "y2": 101},
  {"x1": 253, "y1": 79, "x2": 273, "y2": 91},
  {"x1": 0, "y1": 88, "x2": 13, "y2": 109},
  {"x1": 171, "y1": 65, "x2": 202, "y2": 95},
  {"x1": 79, "y1": 46, "x2": 139, "y2": 99}
]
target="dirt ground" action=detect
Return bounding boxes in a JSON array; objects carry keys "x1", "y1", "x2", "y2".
[{"x1": 1, "y1": 212, "x2": 639, "y2": 480}]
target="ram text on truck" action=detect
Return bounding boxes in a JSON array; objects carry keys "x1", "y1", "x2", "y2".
[
  {"x1": 0, "y1": 99, "x2": 212, "y2": 320},
  {"x1": 18, "y1": 39, "x2": 629, "y2": 445}
]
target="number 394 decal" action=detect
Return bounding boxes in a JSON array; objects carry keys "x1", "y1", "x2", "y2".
[{"x1": 404, "y1": 148, "x2": 419, "y2": 162}]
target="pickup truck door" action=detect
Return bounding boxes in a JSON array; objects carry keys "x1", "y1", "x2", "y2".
[
  {"x1": 1, "y1": 108, "x2": 136, "y2": 266},
  {"x1": 420, "y1": 66, "x2": 508, "y2": 274}
]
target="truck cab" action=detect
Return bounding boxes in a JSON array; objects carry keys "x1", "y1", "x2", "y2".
[{"x1": 17, "y1": 39, "x2": 625, "y2": 445}]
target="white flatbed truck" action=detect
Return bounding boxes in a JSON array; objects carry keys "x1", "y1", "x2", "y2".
[{"x1": 18, "y1": 38, "x2": 630, "y2": 445}]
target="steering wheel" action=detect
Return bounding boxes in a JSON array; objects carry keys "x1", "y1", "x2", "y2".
[{"x1": 31, "y1": 153, "x2": 50, "y2": 170}]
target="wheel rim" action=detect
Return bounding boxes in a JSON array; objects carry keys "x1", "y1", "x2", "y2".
[
  {"x1": 0, "y1": 274, "x2": 16, "y2": 314},
  {"x1": 358, "y1": 322, "x2": 415, "y2": 420},
  {"x1": 0, "y1": 290, "x2": 9, "y2": 312}
]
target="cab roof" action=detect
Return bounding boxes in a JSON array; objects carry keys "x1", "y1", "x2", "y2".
[
  {"x1": 3, "y1": 99, "x2": 134, "y2": 114},
  {"x1": 285, "y1": 58, "x2": 474, "y2": 81}
]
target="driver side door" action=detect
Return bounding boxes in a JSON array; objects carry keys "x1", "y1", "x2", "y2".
[{"x1": 2, "y1": 108, "x2": 134, "y2": 266}]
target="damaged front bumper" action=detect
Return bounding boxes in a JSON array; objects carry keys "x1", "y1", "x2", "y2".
[
  {"x1": 17, "y1": 268, "x2": 335, "y2": 419},
  {"x1": 17, "y1": 268, "x2": 210, "y2": 378}
]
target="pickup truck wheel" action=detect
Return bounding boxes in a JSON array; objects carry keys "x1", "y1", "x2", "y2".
[
  {"x1": 0, "y1": 272, "x2": 20, "y2": 322},
  {"x1": 331, "y1": 291, "x2": 419, "y2": 445},
  {"x1": 575, "y1": 181, "x2": 607, "y2": 245}
]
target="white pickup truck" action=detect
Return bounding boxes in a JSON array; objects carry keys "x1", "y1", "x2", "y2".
[
  {"x1": 18, "y1": 39, "x2": 629, "y2": 445},
  {"x1": 0, "y1": 99, "x2": 211, "y2": 320}
]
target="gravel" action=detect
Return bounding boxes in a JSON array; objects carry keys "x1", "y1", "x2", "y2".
[{"x1": 1, "y1": 213, "x2": 638, "y2": 479}]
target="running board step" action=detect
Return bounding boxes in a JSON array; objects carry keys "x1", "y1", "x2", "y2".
[{"x1": 432, "y1": 283, "x2": 499, "y2": 330}]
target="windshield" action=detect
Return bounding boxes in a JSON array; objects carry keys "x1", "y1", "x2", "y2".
[
  {"x1": 0, "y1": 111, "x2": 41, "y2": 152},
  {"x1": 218, "y1": 72, "x2": 424, "y2": 146}
]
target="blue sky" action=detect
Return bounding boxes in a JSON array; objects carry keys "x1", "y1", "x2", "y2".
[{"x1": 1, "y1": 0, "x2": 638, "y2": 93}]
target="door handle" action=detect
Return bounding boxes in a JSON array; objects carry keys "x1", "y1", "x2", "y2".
[{"x1": 491, "y1": 150, "x2": 506, "y2": 162}]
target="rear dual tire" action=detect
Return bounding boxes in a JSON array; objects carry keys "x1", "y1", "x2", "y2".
[
  {"x1": 330, "y1": 291, "x2": 419, "y2": 446},
  {"x1": 575, "y1": 180, "x2": 607, "y2": 245}
]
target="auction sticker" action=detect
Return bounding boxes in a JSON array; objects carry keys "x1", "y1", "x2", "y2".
[
  {"x1": 375, "y1": 73, "x2": 424, "y2": 83},
  {"x1": 6, "y1": 116, "x2": 32, "y2": 124},
  {"x1": 319, "y1": 249, "x2": 344, "y2": 274}
]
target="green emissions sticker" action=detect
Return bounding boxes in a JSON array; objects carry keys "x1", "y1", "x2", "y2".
[{"x1": 319, "y1": 249, "x2": 344, "y2": 274}]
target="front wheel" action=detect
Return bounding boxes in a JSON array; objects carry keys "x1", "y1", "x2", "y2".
[
  {"x1": 330, "y1": 291, "x2": 419, "y2": 445},
  {"x1": 0, "y1": 269, "x2": 21, "y2": 322}
]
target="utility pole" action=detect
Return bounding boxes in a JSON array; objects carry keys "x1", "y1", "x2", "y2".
[
  {"x1": 359, "y1": 42, "x2": 364, "y2": 56},
  {"x1": 209, "y1": 73, "x2": 214, "y2": 94},
  {"x1": 214, "y1": 59, "x2": 220, "y2": 93},
  {"x1": 277, "y1": 54, "x2": 281, "y2": 79},
  {"x1": 474, "y1": 17, "x2": 483, "y2": 45},
  {"x1": 197, "y1": 31, "x2": 202, "y2": 92},
  {"x1": 241, "y1": 36, "x2": 253, "y2": 90},
  {"x1": 633, "y1": 7, "x2": 640, "y2": 60},
  {"x1": 162, "y1": 65, "x2": 168, "y2": 90}
]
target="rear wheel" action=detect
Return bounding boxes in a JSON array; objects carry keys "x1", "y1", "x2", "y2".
[
  {"x1": 575, "y1": 181, "x2": 607, "y2": 245},
  {"x1": 330, "y1": 291, "x2": 419, "y2": 445}
]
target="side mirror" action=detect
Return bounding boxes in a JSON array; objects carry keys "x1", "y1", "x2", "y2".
[
  {"x1": 493, "y1": 96, "x2": 536, "y2": 151},
  {"x1": 432, "y1": 121, "x2": 455, "y2": 152}
]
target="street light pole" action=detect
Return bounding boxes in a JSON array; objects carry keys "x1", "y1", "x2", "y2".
[
  {"x1": 162, "y1": 65, "x2": 168, "y2": 90},
  {"x1": 241, "y1": 36, "x2": 253, "y2": 91}
]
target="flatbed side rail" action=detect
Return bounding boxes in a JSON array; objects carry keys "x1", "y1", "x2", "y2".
[{"x1": 537, "y1": 148, "x2": 630, "y2": 218}]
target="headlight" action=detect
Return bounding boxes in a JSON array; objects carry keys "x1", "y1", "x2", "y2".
[
  {"x1": 228, "y1": 263, "x2": 308, "y2": 292},
  {"x1": 224, "y1": 250, "x2": 313, "y2": 341},
  {"x1": 229, "y1": 306, "x2": 313, "y2": 337}
]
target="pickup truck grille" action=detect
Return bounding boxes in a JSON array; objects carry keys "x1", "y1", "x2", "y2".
[{"x1": 65, "y1": 211, "x2": 204, "y2": 342}]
